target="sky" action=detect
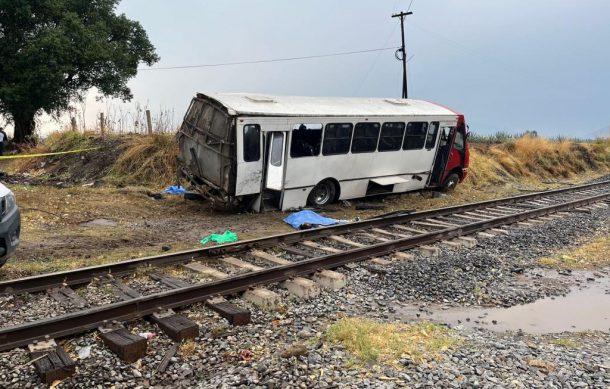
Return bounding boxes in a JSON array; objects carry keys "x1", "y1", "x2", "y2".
[{"x1": 32, "y1": 0, "x2": 610, "y2": 138}]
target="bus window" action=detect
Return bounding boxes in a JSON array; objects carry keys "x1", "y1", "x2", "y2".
[
  {"x1": 323, "y1": 123, "x2": 353, "y2": 155},
  {"x1": 351, "y1": 122, "x2": 380, "y2": 153},
  {"x1": 270, "y1": 132, "x2": 284, "y2": 166},
  {"x1": 403, "y1": 122, "x2": 428, "y2": 150},
  {"x1": 378, "y1": 122, "x2": 405, "y2": 152},
  {"x1": 243, "y1": 124, "x2": 261, "y2": 162},
  {"x1": 425, "y1": 122, "x2": 440, "y2": 149},
  {"x1": 290, "y1": 123, "x2": 322, "y2": 157}
]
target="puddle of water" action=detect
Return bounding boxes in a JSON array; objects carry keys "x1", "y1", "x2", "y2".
[
  {"x1": 80, "y1": 218, "x2": 118, "y2": 227},
  {"x1": 393, "y1": 277, "x2": 610, "y2": 334}
]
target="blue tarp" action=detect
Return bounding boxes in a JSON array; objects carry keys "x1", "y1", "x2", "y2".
[
  {"x1": 283, "y1": 210, "x2": 345, "y2": 229},
  {"x1": 163, "y1": 185, "x2": 188, "y2": 195}
]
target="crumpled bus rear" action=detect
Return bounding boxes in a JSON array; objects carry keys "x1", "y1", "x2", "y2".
[{"x1": 177, "y1": 96, "x2": 236, "y2": 198}]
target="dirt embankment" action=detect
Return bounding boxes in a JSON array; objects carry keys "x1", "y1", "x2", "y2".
[{"x1": 5, "y1": 131, "x2": 178, "y2": 187}]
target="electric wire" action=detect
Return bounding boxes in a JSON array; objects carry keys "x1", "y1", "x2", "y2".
[{"x1": 138, "y1": 47, "x2": 399, "y2": 71}]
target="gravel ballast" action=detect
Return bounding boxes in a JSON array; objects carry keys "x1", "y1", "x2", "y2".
[{"x1": 0, "y1": 205, "x2": 609, "y2": 388}]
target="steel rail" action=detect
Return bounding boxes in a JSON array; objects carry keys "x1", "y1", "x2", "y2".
[
  {"x1": 1, "y1": 180, "x2": 609, "y2": 295},
  {"x1": 1, "y1": 190, "x2": 608, "y2": 352}
]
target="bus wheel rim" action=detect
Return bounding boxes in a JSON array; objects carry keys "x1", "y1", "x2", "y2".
[{"x1": 313, "y1": 184, "x2": 331, "y2": 204}]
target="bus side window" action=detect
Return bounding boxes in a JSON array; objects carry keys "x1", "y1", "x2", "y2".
[
  {"x1": 243, "y1": 124, "x2": 261, "y2": 162},
  {"x1": 323, "y1": 123, "x2": 353, "y2": 155},
  {"x1": 351, "y1": 122, "x2": 380, "y2": 153},
  {"x1": 290, "y1": 123, "x2": 322, "y2": 158},
  {"x1": 378, "y1": 122, "x2": 405, "y2": 152},
  {"x1": 403, "y1": 122, "x2": 428, "y2": 150},
  {"x1": 425, "y1": 122, "x2": 440, "y2": 149}
]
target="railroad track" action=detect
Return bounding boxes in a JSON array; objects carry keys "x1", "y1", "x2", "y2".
[{"x1": 1, "y1": 180, "x2": 609, "y2": 383}]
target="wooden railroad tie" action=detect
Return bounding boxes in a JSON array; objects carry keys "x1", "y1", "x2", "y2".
[
  {"x1": 206, "y1": 297, "x2": 251, "y2": 326},
  {"x1": 98, "y1": 324, "x2": 147, "y2": 363},
  {"x1": 106, "y1": 275, "x2": 200, "y2": 342},
  {"x1": 28, "y1": 339, "x2": 76, "y2": 384},
  {"x1": 47, "y1": 286, "x2": 87, "y2": 308},
  {"x1": 150, "y1": 309, "x2": 199, "y2": 342}
]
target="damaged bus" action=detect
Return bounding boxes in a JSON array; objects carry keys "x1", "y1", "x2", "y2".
[{"x1": 177, "y1": 93, "x2": 470, "y2": 211}]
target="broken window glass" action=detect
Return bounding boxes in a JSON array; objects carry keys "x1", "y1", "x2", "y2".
[
  {"x1": 425, "y1": 122, "x2": 440, "y2": 149},
  {"x1": 290, "y1": 123, "x2": 322, "y2": 158}
]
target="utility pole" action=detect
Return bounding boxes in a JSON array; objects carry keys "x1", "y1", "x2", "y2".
[{"x1": 392, "y1": 11, "x2": 413, "y2": 99}]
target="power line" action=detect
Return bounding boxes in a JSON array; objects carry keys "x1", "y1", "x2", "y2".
[
  {"x1": 406, "y1": 0, "x2": 416, "y2": 12},
  {"x1": 354, "y1": 21, "x2": 400, "y2": 95},
  {"x1": 138, "y1": 47, "x2": 399, "y2": 71}
]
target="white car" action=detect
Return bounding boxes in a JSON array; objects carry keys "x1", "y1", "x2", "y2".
[{"x1": 0, "y1": 182, "x2": 20, "y2": 268}]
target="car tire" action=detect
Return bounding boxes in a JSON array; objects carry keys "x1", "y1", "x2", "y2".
[
  {"x1": 308, "y1": 180, "x2": 337, "y2": 207},
  {"x1": 442, "y1": 173, "x2": 460, "y2": 192}
]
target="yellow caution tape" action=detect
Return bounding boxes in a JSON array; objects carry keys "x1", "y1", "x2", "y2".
[{"x1": 0, "y1": 147, "x2": 102, "y2": 160}]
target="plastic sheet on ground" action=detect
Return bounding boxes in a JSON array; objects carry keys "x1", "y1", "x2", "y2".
[
  {"x1": 200, "y1": 230, "x2": 239, "y2": 245},
  {"x1": 163, "y1": 185, "x2": 187, "y2": 195},
  {"x1": 283, "y1": 210, "x2": 346, "y2": 229}
]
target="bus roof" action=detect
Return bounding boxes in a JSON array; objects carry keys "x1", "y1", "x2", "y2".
[{"x1": 197, "y1": 93, "x2": 459, "y2": 118}]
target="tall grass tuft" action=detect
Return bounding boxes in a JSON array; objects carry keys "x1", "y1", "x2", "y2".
[{"x1": 110, "y1": 133, "x2": 178, "y2": 185}]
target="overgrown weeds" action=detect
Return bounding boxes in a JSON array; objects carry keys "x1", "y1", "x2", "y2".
[
  {"x1": 466, "y1": 136, "x2": 610, "y2": 188},
  {"x1": 109, "y1": 133, "x2": 178, "y2": 185},
  {"x1": 326, "y1": 318, "x2": 460, "y2": 367},
  {"x1": 9, "y1": 130, "x2": 178, "y2": 186}
]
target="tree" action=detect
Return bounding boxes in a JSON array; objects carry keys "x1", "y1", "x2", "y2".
[{"x1": 0, "y1": 0, "x2": 159, "y2": 142}]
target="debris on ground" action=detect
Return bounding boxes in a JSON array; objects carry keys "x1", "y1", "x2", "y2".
[
  {"x1": 283, "y1": 210, "x2": 346, "y2": 229},
  {"x1": 200, "y1": 231, "x2": 238, "y2": 245},
  {"x1": 354, "y1": 203, "x2": 386, "y2": 211},
  {"x1": 163, "y1": 185, "x2": 187, "y2": 195}
]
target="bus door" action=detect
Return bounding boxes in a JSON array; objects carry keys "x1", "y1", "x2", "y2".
[
  {"x1": 429, "y1": 124, "x2": 454, "y2": 185},
  {"x1": 265, "y1": 131, "x2": 286, "y2": 191}
]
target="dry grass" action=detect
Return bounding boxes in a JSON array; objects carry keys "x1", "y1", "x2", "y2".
[
  {"x1": 8, "y1": 131, "x2": 178, "y2": 186},
  {"x1": 466, "y1": 137, "x2": 610, "y2": 188},
  {"x1": 537, "y1": 234, "x2": 610, "y2": 269},
  {"x1": 527, "y1": 358, "x2": 556, "y2": 374},
  {"x1": 110, "y1": 133, "x2": 178, "y2": 185},
  {"x1": 179, "y1": 340, "x2": 197, "y2": 358},
  {"x1": 9, "y1": 131, "x2": 103, "y2": 173},
  {"x1": 326, "y1": 318, "x2": 460, "y2": 367},
  {"x1": 551, "y1": 338, "x2": 582, "y2": 348}
]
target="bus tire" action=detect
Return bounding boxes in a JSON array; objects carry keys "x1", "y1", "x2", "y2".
[
  {"x1": 442, "y1": 173, "x2": 460, "y2": 192},
  {"x1": 308, "y1": 180, "x2": 337, "y2": 207}
]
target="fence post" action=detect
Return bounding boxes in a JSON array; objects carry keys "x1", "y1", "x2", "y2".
[
  {"x1": 100, "y1": 113, "x2": 105, "y2": 137},
  {"x1": 146, "y1": 110, "x2": 153, "y2": 134},
  {"x1": 71, "y1": 117, "x2": 77, "y2": 132}
]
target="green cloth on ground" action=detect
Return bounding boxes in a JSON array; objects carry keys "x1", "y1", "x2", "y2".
[{"x1": 200, "y1": 230, "x2": 238, "y2": 245}]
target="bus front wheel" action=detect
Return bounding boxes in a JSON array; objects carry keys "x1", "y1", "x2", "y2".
[
  {"x1": 308, "y1": 180, "x2": 336, "y2": 207},
  {"x1": 442, "y1": 173, "x2": 460, "y2": 192}
]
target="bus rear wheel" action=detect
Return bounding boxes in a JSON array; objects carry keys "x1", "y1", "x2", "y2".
[
  {"x1": 442, "y1": 173, "x2": 460, "y2": 192},
  {"x1": 308, "y1": 180, "x2": 336, "y2": 207}
]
